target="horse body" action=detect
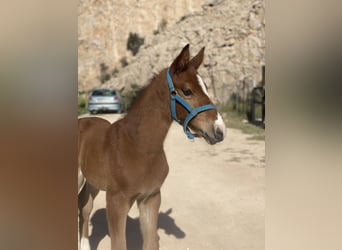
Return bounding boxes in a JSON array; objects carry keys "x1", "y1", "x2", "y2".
[
  {"x1": 78, "y1": 44, "x2": 226, "y2": 250},
  {"x1": 79, "y1": 69, "x2": 171, "y2": 192}
]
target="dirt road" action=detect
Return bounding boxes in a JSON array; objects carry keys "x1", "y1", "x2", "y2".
[{"x1": 80, "y1": 113, "x2": 265, "y2": 250}]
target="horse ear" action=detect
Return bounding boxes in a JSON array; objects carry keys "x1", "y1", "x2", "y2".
[
  {"x1": 170, "y1": 44, "x2": 190, "y2": 74},
  {"x1": 165, "y1": 208, "x2": 172, "y2": 215},
  {"x1": 189, "y1": 46, "x2": 205, "y2": 70}
]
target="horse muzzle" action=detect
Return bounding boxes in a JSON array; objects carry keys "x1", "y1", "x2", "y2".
[{"x1": 201, "y1": 126, "x2": 225, "y2": 145}]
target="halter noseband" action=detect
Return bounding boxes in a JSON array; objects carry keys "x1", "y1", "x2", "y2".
[{"x1": 166, "y1": 68, "x2": 217, "y2": 140}]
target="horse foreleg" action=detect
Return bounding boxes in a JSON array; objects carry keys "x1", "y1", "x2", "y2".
[
  {"x1": 137, "y1": 191, "x2": 161, "y2": 250},
  {"x1": 106, "y1": 191, "x2": 131, "y2": 250},
  {"x1": 78, "y1": 182, "x2": 99, "y2": 250}
]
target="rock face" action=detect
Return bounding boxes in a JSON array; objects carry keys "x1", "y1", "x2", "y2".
[
  {"x1": 79, "y1": 0, "x2": 265, "y2": 103},
  {"x1": 79, "y1": 0, "x2": 205, "y2": 90}
]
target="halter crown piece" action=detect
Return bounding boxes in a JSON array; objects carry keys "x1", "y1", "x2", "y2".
[{"x1": 166, "y1": 68, "x2": 217, "y2": 140}]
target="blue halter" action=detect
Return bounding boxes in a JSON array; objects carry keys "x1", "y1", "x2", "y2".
[{"x1": 166, "y1": 68, "x2": 217, "y2": 140}]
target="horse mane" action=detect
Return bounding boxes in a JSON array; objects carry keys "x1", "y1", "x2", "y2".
[{"x1": 126, "y1": 73, "x2": 158, "y2": 112}]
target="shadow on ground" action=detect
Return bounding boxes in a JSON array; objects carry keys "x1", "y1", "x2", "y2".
[{"x1": 89, "y1": 208, "x2": 185, "y2": 250}]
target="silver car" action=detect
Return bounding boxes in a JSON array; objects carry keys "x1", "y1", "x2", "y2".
[{"x1": 88, "y1": 88, "x2": 122, "y2": 114}]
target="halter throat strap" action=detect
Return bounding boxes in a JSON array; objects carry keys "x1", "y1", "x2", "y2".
[{"x1": 166, "y1": 68, "x2": 217, "y2": 140}]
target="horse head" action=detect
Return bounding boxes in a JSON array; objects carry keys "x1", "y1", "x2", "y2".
[{"x1": 168, "y1": 44, "x2": 226, "y2": 145}]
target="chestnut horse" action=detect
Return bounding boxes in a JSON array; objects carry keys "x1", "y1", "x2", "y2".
[{"x1": 78, "y1": 44, "x2": 226, "y2": 250}]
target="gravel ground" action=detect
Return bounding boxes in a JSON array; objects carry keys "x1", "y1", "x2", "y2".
[{"x1": 79, "y1": 113, "x2": 265, "y2": 250}]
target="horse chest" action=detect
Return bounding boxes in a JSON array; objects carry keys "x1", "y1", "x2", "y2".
[
  {"x1": 136, "y1": 164, "x2": 168, "y2": 201},
  {"x1": 107, "y1": 150, "x2": 169, "y2": 194},
  {"x1": 142, "y1": 165, "x2": 168, "y2": 189},
  {"x1": 133, "y1": 158, "x2": 169, "y2": 191}
]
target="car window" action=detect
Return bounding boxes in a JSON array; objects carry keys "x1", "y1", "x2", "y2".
[{"x1": 92, "y1": 89, "x2": 116, "y2": 96}]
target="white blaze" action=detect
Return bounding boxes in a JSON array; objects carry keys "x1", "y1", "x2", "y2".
[
  {"x1": 196, "y1": 74, "x2": 209, "y2": 97},
  {"x1": 197, "y1": 74, "x2": 226, "y2": 138},
  {"x1": 215, "y1": 113, "x2": 226, "y2": 138}
]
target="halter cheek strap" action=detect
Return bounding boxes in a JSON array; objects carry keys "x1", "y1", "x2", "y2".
[{"x1": 166, "y1": 68, "x2": 217, "y2": 140}]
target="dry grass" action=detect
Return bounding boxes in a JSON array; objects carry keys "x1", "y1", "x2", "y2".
[{"x1": 220, "y1": 104, "x2": 265, "y2": 141}]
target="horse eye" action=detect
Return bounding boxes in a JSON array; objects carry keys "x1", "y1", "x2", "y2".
[{"x1": 181, "y1": 89, "x2": 193, "y2": 96}]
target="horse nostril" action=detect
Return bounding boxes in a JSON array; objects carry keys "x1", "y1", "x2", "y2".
[{"x1": 215, "y1": 128, "x2": 224, "y2": 141}]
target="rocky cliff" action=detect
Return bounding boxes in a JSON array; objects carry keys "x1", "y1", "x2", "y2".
[{"x1": 78, "y1": 0, "x2": 265, "y2": 103}]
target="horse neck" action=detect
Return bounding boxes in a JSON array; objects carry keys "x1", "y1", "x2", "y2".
[{"x1": 123, "y1": 69, "x2": 172, "y2": 151}]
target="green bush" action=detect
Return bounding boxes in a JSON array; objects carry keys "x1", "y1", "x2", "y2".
[
  {"x1": 127, "y1": 32, "x2": 144, "y2": 56},
  {"x1": 99, "y1": 63, "x2": 111, "y2": 84},
  {"x1": 219, "y1": 103, "x2": 265, "y2": 140},
  {"x1": 122, "y1": 83, "x2": 143, "y2": 112},
  {"x1": 112, "y1": 68, "x2": 119, "y2": 77},
  {"x1": 78, "y1": 96, "x2": 88, "y2": 115},
  {"x1": 120, "y1": 57, "x2": 128, "y2": 67}
]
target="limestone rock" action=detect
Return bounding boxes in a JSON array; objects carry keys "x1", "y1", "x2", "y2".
[{"x1": 79, "y1": 0, "x2": 265, "y2": 103}]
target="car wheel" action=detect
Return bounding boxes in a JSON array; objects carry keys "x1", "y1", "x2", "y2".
[{"x1": 90, "y1": 110, "x2": 97, "y2": 115}]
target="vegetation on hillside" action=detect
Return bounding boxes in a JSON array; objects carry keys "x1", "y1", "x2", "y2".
[
  {"x1": 127, "y1": 32, "x2": 145, "y2": 56},
  {"x1": 78, "y1": 95, "x2": 88, "y2": 115}
]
